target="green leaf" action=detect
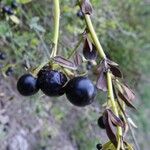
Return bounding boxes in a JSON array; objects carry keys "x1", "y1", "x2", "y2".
[
  {"x1": 9, "y1": 15, "x2": 20, "y2": 24},
  {"x1": 102, "y1": 141, "x2": 116, "y2": 150},
  {"x1": 29, "y1": 17, "x2": 45, "y2": 33},
  {"x1": 16, "y1": 0, "x2": 32, "y2": 4}
]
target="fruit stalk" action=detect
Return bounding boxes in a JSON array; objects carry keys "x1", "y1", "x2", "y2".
[
  {"x1": 78, "y1": 0, "x2": 123, "y2": 147},
  {"x1": 51, "y1": 0, "x2": 60, "y2": 57},
  {"x1": 84, "y1": 15, "x2": 106, "y2": 59}
]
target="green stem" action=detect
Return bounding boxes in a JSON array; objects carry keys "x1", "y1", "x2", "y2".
[
  {"x1": 84, "y1": 15, "x2": 106, "y2": 59},
  {"x1": 82, "y1": 7, "x2": 122, "y2": 147},
  {"x1": 51, "y1": 0, "x2": 60, "y2": 57},
  {"x1": 107, "y1": 71, "x2": 122, "y2": 138},
  {"x1": 32, "y1": 61, "x2": 48, "y2": 76}
]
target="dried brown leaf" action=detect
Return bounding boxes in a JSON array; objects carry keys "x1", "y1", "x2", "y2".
[
  {"x1": 122, "y1": 85, "x2": 135, "y2": 102},
  {"x1": 53, "y1": 56, "x2": 77, "y2": 70},
  {"x1": 106, "y1": 59, "x2": 122, "y2": 77},
  {"x1": 81, "y1": 0, "x2": 93, "y2": 15},
  {"x1": 118, "y1": 91, "x2": 136, "y2": 109},
  {"x1": 84, "y1": 38, "x2": 93, "y2": 51},
  {"x1": 83, "y1": 38, "x2": 97, "y2": 60},
  {"x1": 96, "y1": 66, "x2": 107, "y2": 91},
  {"x1": 103, "y1": 110, "x2": 117, "y2": 147},
  {"x1": 74, "y1": 52, "x2": 82, "y2": 66},
  {"x1": 106, "y1": 59, "x2": 119, "y2": 67},
  {"x1": 108, "y1": 109, "x2": 124, "y2": 127},
  {"x1": 109, "y1": 65, "x2": 122, "y2": 78}
]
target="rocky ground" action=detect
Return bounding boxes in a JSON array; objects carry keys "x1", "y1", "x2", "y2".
[
  {"x1": 0, "y1": 74, "x2": 149, "y2": 150},
  {"x1": 0, "y1": 76, "x2": 105, "y2": 150}
]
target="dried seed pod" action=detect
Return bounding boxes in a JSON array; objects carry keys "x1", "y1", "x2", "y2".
[{"x1": 83, "y1": 38, "x2": 97, "y2": 60}]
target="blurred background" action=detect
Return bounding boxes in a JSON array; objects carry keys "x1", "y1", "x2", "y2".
[{"x1": 0, "y1": 0, "x2": 150, "y2": 150}]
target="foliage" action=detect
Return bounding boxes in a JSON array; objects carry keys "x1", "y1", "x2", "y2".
[{"x1": 0, "y1": 0, "x2": 150, "y2": 149}]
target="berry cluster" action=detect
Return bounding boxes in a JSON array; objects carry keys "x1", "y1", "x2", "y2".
[{"x1": 17, "y1": 67, "x2": 97, "y2": 107}]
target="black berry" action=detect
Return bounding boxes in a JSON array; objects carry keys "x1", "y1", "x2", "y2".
[
  {"x1": 65, "y1": 76, "x2": 97, "y2": 107},
  {"x1": 5, "y1": 67, "x2": 14, "y2": 76},
  {"x1": 96, "y1": 143, "x2": 102, "y2": 150},
  {"x1": 17, "y1": 74, "x2": 39, "y2": 96},
  {"x1": 0, "y1": 52, "x2": 6, "y2": 60},
  {"x1": 2, "y1": 6, "x2": 14, "y2": 15},
  {"x1": 97, "y1": 116, "x2": 105, "y2": 129},
  {"x1": 77, "y1": 10, "x2": 84, "y2": 19},
  {"x1": 38, "y1": 69, "x2": 67, "y2": 96}
]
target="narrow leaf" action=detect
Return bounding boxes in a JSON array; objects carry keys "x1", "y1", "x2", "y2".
[
  {"x1": 74, "y1": 52, "x2": 82, "y2": 66},
  {"x1": 124, "y1": 141, "x2": 134, "y2": 150},
  {"x1": 103, "y1": 110, "x2": 117, "y2": 147},
  {"x1": 108, "y1": 109, "x2": 124, "y2": 127},
  {"x1": 81, "y1": 0, "x2": 93, "y2": 15},
  {"x1": 96, "y1": 66, "x2": 107, "y2": 91},
  {"x1": 53, "y1": 56, "x2": 77, "y2": 70},
  {"x1": 84, "y1": 38, "x2": 93, "y2": 51},
  {"x1": 128, "y1": 117, "x2": 138, "y2": 128},
  {"x1": 109, "y1": 65, "x2": 122, "y2": 78},
  {"x1": 122, "y1": 85, "x2": 135, "y2": 102},
  {"x1": 118, "y1": 91, "x2": 136, "y2": 109},
  {"x1": 106, "y1": 59, "x2": 119, "y2": 67},
  {"x1": 9, "y1": 15, "x2": 20, "y2": 24}
]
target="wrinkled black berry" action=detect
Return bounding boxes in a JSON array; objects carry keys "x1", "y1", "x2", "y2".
[
  {"x1": 38, "y1": 69, "x2": 67, "y2": 96},
  {"x1": 96, "y1": 143, "x2": 102, "y2": 150},
  {"x1": 2, "y1": 6, "x2": 14, "y2": 15},
  {"x1": 0, "y1": 52, "x2": 6, "y2": 60},
  {"x1": 77, "y1": 10, "x2": 84, "y2": 19},
  {"x1": 17, "y1": 74, "x2": 39, "y2": 96},
  {"x1": 97, "y1": 116, "x2": 105, "y2": 129},
  {"x1": 65, "y1": 76, "x2": 97, "y2": 107}
]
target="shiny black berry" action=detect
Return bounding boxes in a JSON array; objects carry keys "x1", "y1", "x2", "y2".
[
  {"x1": 0, "y1": 52, "x2": 6, "y2": 60},
  {"x1": 77, "y1": 10, "x2": 84, "y2": 19},
  {"x1": 65, "y1": 76, "x2": 97, "y2": 107},
  {"x1": 2, "y1": 6, "x2": 14, "y2": 15},
  {"x1": 96, "y1": 143, "x2": 102, "y2": 150},
  {"x1": 97, "y1": 116, "x2": 105, "y2": 129},
  {"x1": 38, "y1": 69, "x2": 67, "y2": 96},
  {"x1": 17, "y1": 74, "x2": 39, "y2": 96}
]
